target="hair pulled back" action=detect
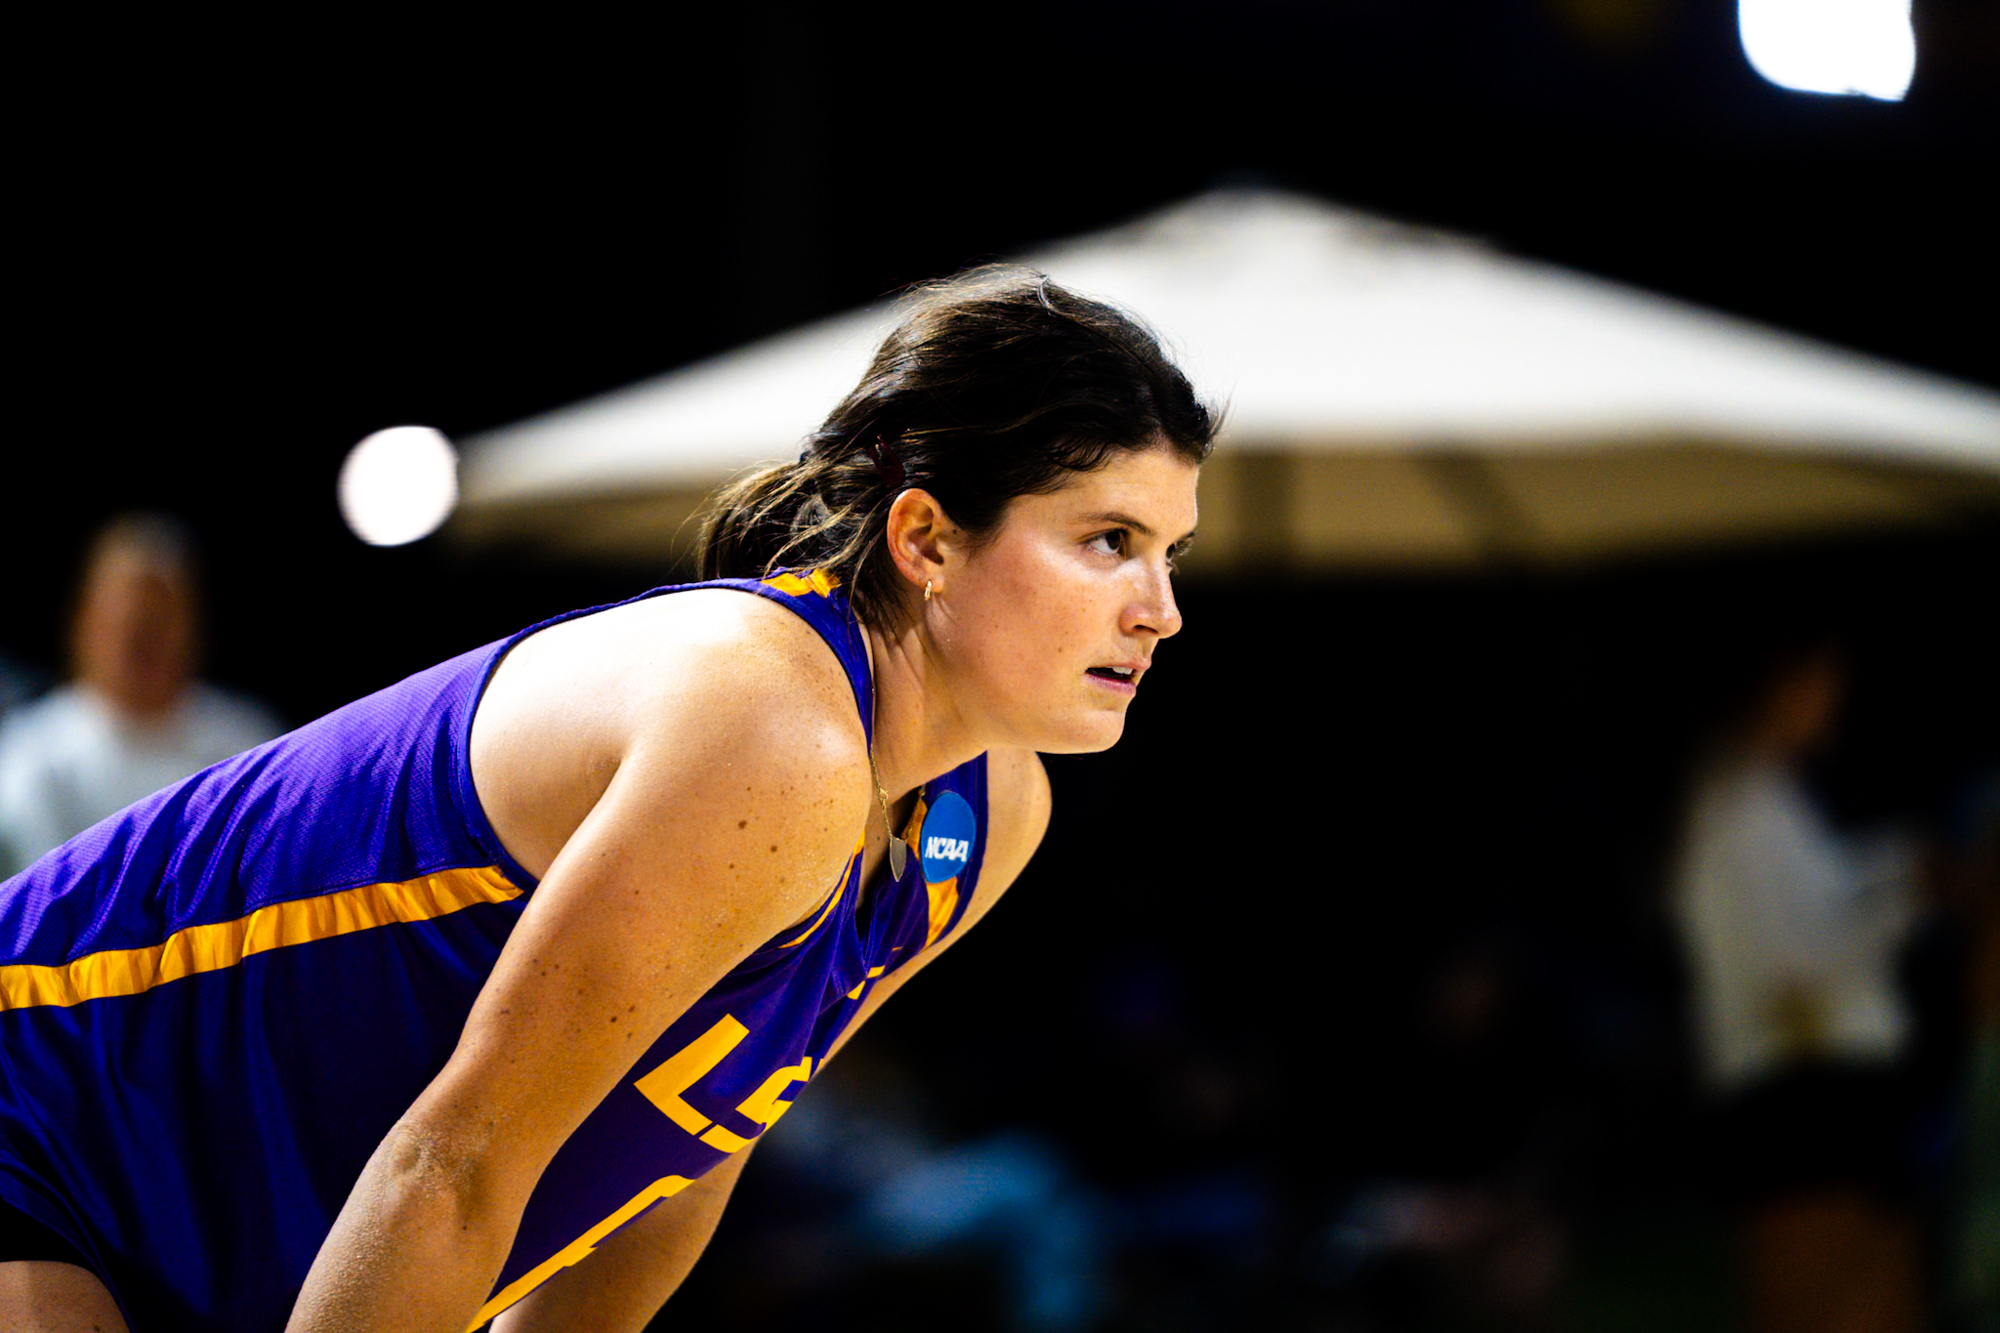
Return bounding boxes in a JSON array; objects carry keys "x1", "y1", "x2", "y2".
[{"x1": 697, "y1": 266, "x2": 1217, "y2": 626}]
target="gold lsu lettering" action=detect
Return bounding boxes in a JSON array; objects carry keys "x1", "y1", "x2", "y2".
[
  {"x1": 467, "y1": 1013, "x2": 817, "y2": 1328},
  {"x1": 630, "y1": 1013, "x2": 811, "y2": 1153}
]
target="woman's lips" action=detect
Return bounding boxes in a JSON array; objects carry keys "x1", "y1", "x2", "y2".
[{"x1": 1085, "y1": 664, "x2": 1141, "y2": 693}]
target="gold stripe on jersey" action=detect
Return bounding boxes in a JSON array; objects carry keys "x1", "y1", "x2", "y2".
[
  {"x1": 924, "y1": 876, "x2": 960, "y2": 951},
  {"x1": 760, "y1": 568, "x2": 839, "y2": 598},
  {"x1": 470, "y1": 1173, "x2": 698, "y2": 1329},
  {"x1": 901, "y1": 793, "x2": 961, "y2": 951},
  {"x1": 0, "y1": 866, "x2": 523, "y2": 1011}
]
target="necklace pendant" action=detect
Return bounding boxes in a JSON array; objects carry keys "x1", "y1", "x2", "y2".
[{"x1": 888, "y1": 835, "x2": 908, "y2": 880}]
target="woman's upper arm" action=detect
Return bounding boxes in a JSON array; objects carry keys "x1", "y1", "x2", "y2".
[{"x1": 398, "y1": 627, "x2": 872, "y2": 1212}]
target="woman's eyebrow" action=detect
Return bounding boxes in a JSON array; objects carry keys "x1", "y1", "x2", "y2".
[{"x1": 1078, "y1": 510, "x2": 1195, "y2": 542}]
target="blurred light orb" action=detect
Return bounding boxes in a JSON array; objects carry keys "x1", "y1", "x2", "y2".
[
  {"x1": 1739, "y1": 0, "x2": 1914, "y2": 101},
  {"x1": 338, "y1": 426, "x2": 459, "y2": 546}
]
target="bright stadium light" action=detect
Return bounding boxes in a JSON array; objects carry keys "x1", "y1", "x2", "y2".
[
  {"x1": 1739, "y1": 0, "x2": 1915, "y2": 100},
  {"x1": 338, "y1": 426, "x2": 460, "y2": 546}
]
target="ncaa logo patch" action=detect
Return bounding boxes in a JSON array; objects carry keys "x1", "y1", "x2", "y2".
[{"x1": 918, "y1": 790, "x2": 976, "y2": 885}]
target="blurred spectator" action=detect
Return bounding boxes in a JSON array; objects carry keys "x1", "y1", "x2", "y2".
[
  {"x1": 1670, "y1": 641, "x2": 1926, "y2": 1333},
  {"x1": 0, "y1": 514, "x2": 280, "y2": 877}
]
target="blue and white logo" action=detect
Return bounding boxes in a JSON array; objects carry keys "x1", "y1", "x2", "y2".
[{"x1": 918, "y1": 790, "x2": 976, "y2": 885}]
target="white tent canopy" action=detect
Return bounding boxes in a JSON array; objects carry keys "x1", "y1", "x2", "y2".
[{"x1": 453, "y1": 188, "x2": 2000, "y2": 567}]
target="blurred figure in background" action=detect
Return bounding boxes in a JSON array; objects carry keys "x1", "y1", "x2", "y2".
[
  {"x1": 1671, "y1": 640, "x2": 1926, "y2": 1333},
  {"x1": 0, "y1": 513, "x2": 280, "y2": 877}
]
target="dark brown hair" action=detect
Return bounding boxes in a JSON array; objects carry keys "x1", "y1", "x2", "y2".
[{"x1": 697, "y1": 266, "x2": 1217, "y2": 625}]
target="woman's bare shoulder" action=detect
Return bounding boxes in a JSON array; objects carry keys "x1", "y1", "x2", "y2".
[{"x1": 471, "y1": 587, "x2": 867, "y2": 881}]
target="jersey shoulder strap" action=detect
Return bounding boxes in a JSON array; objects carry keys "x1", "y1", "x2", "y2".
[
  {"x1": 496, "y1": 567, "x2": 874, "y2": 742},
  {"x1": 720, "y1": 569, "x2": 873, "y2": 740}
]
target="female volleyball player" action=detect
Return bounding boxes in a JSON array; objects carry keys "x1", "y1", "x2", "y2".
[{"x1": 0, "y1": 268, "x2": 1213, "y2": 1332}]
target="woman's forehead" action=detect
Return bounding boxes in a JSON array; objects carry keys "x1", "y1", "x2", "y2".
[{"x1": 1039, "y1": 447, "x2": 1200, "y2": 527}]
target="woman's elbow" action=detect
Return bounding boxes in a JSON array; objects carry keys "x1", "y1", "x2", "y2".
[{"x1": 372, "y1": 1115, "x2": 536, "y2": 1242}]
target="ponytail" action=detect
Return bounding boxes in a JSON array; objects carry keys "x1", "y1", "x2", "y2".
[{"x1": 697, "y1": 440, "x2": 892, "y2": 613}]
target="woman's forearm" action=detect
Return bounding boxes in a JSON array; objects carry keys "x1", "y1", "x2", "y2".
[{"x1": 286, "y1": 1120, "x2": 524, "y2": 1333}]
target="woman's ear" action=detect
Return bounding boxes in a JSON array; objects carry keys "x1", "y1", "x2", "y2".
[{"x1": 883, "y1": 488, "x2": 963, "y2": 593}]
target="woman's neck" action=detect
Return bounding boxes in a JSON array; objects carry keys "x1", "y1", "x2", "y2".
[{"x1": 862, "y1": 618, "x2": 985, "y2": 809}]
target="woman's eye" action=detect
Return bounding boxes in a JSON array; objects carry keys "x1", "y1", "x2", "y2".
[{"x1": 1087, "y1": 530, "x2": 1125, "y2": 557}]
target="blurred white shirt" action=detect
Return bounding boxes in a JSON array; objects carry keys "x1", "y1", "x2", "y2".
[
  {"x1": 1672, "y1": 755, "x2": 1919, "y2": 1092},
  {"x1": 0, "y1": 682, "x2": 280, "y2": 878}
]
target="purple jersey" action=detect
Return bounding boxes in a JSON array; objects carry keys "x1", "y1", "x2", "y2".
[{"x1": 0, "y1": 570, "x2": 987, "y2": 1330}]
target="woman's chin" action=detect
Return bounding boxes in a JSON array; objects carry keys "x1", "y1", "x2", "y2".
[{"x1": 1032, "y1": 714, "x2": 1129, "y2": 756}]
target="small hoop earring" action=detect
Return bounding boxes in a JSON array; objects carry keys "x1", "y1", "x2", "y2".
[{"x1": 923, "y1": 579, "x2": 934, "y2": 603}]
